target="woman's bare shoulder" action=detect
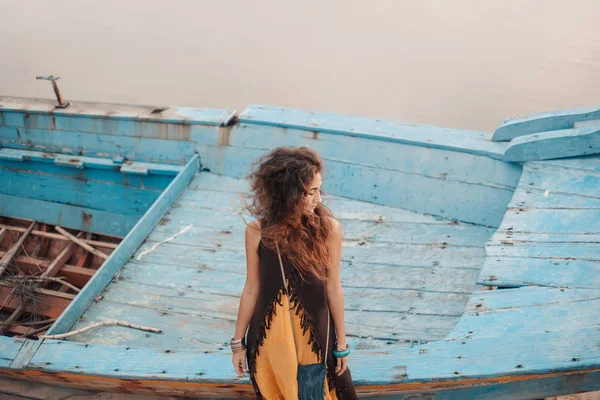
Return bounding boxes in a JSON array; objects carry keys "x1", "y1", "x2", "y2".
[
  {"x1": 245, "y1": 220, "x2": 262, "y2": 242},
  {"x1": 326, "y1": 217, "x2": 341, "y2": 236}
]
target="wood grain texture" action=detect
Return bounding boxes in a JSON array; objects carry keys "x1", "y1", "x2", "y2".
[
  {"x1": 66, "y1": 172, "x2": 490, "y2": 352},
  {"x1": 238, "y1": 105, "x2": 509, "y2": 159},
  {"x1": 0, "y1": 193, "x2": 138, "y2": 236},
  {"x1": 44, "y1": 155, "x2": 200, "y2": 336},
  {"x1": 503, "y1": 127, "x2": 600, "y2": 162},
  {"x1": 478, "y1": 155, "x2": 600, "y2": 289},
  {"x1": 494, "y1": 105, "x2": 600, "y2": 141}
]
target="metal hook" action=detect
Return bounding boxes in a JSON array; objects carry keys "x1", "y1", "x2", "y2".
[{"x1": 36, "y1": 75, "x2": 70, "y2": 108}]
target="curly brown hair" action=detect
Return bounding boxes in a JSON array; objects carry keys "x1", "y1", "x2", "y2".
[{"x1": 244, "y1": 147, "x2": 334, "y2": 281}]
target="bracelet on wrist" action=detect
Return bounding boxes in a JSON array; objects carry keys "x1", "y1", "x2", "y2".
[
  {"x1": 230, "y1": 337, "x2": 247, "y2": 352},
  {"x1": 333, "y1": 343, "x2": 350, "y2": 358}
]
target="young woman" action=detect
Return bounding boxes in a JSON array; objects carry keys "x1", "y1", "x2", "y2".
[{"x1": 231, "y1": 147, "x2": 357, "y2": 399}]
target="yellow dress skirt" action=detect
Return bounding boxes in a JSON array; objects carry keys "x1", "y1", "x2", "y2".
[{"x1": 253, "y1": 291, "x2": 337, "y2": 400}]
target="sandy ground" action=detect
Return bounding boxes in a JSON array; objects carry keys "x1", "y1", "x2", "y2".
[{"x1": 1, "y1": 377, "x2": 599, "y2": 400}]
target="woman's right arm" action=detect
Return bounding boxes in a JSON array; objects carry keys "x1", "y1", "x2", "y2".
[
  {"x1": 231, "y1": 221, "x2": 261, "y2": 376},
  {"x1": 234, "y1": 221, "x2": 261, "y2": 339}
]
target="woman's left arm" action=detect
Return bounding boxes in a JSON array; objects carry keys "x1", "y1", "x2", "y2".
[{"x1": 326, "y1": 218, "x2": 349, "y2": 375}]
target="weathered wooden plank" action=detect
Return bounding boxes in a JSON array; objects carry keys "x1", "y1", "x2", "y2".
[
  {"x1": 485, "y1": 242, "x2": 599, "y2": 261},
  {"x1": 122, "y1": 255, "x2": 478, "y2": 298},
  {"x1": 327, "y1": 197, "x2": 453, "y2": 224},
  {"x1": 178, "y1": 187, "x2": 450, "y2": 226},
  {"x1": 0, "y1": 337, "x2": 25, "y2": 368},
  {"x1": 54, "y1": 227, "x2": 108, "y2": 260},
  {"x1": 58, "y1": 266, "x2": 95, "y2": 288},
  {"x1": 187, "y1": 171, "x2": 249, "y2": 192},
  {"x1": 0, "y1": 156, "x2": 174, "y2": 190},
  {"x1": 119, "y1": 260, "x2": 473, "y2": 306},
  {"x1": 67, "y1": 300, "x2": 233, "y2": 350},
  {"x1": 515, "y1": 163, "x2": 600, "y2": 199},
  {"x1": 238, "y1": 105, "x2": 508, "y2": 159},
  {"x1": 0, "y1": 226, "x2": 119, "y2": 248},
  {"x1": 539, "y1": 154, "x2": 600, "y2": 173},
  {"x1": 0, "y1": 126, "x2": 196, "y2": 164},
  {"x1": 509, "y1": 187, "x2": 600, "y2": 209},
  {"x1": 230, "y1": 123, "x2": 520, "y2": 188},
  {"x1": 0, "y1": 167, "x2": 161, "y2": 216},
  {"x1": 0, "y1": 221, "x2": 35, "y2": 277},
  {"x1": 493, "y1": 105, "x2": 600, "y2": 141},
  {"x1": 20, "y1": 348, "x2": 600, "y2": 399},
  {"x1": 463, "y1": 287, "x2": 600, "y2": 313},
  {"x1": 343, "y1": 242, "x2": 485, "y2": 268},
  {"x1": 449, "y1": 295, "x2": 600, "y2": 339},
  {"x1": 498, "y1": 208, "x2": 600, "y2": 234},
  {"x1": 72, "y1": 294, "x2": 455, "y2": 349},
  {"x1": 28, "y1": 326, "x2": 600, "y2": 383},
  {"x1": 136, "y1": 237, "x2": 485, "y2": 270},
  {"x1": 0, "y1": 193, "x2": 139, "y2": 237},
  {"x1": 503, "y1": 126, "x2": 600, "y2": 162},
  {"x1": 0, "y1": 97, "x2": 234, "y2": 127},
  {"x1": 0, "y1": 148, "x2": 183, "y2": 176},
  {"x1": 477, "y1": 257, "x2": 600, "y2": 289},
  {"x1": 150, "y1": 208, "x2": 493, "y2": 248},
  {"x1": 196, "y1": 143, "x2": 513, "y2": 226},
  {"x1": 45, "y1": 156, "x2": 200, "y2": 336},
  {"x1": 574, "y1": 119, "x2": 600, "y2": 129},
  {"x1": 492, "y1": 230, "x2": 600, "y2": 244}
]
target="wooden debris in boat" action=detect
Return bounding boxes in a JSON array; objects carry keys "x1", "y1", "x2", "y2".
[
  {"x1": 0, "y1": 223, "x2": 119, "y2": 249},
  {"x1": 3, "y1": 276, "x2": 81, "y2": 293},
  {"x1": 0, "y1": 217, "x2": 123, "y2": 338},
  {"x1": 0, "y1": 221, "x2": 35, "y2": 277},
  {"x1": 39, "y1": 320, "x2": 162, "y2": 340},
  {"x1": 55, "y1": 226, "x2": 109, "y2": 260}
]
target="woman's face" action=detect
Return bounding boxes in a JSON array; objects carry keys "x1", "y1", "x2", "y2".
[{"x1": 303, "y1": 172, "x2": 323, "y2": 215}]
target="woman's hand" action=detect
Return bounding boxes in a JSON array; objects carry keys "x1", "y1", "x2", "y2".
[
  {"x1": 335, "y1": 354, "x2": 348, "y2": 376},
  {"x1": 232, "y1": 350, "x2": 248, "y2": 377}
]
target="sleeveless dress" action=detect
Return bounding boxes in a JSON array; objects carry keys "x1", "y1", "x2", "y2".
[{"x1": 246, "y1": 241, "x2": 357, "y2": 400}]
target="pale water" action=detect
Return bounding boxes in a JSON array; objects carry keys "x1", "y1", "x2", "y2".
[{"x1": 1, "y1": 0, "x2": 599, "y2": 131}]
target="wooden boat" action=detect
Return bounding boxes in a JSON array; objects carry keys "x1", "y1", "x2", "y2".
[{"x1": 0, "y1": 93, "x2": 599, "y2": 399}]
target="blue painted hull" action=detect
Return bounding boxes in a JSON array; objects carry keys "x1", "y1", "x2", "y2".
[{"x1": 0, "y1": 96, "x2": 599, "y2": 399}]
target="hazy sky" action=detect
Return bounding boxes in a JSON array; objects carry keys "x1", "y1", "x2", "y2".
[{"x1": 1, "y1": 0, "x2": 599, "y2": 131}]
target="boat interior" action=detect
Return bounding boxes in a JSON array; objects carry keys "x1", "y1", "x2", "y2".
[{"x1": 0, "y1": 97, "x2": 598, "y2": 399}]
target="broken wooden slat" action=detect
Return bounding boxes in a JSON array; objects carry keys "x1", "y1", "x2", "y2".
[
  {"x1": 41, "y1": 232, "x2": 82, "y2": 279},
  {"x1": 15, "y1": 323, "x2": 52, "y2": 338},
  {"x1": 0, "y1": 228, "x2": 7, "y2": 243},
  {"x1": 55, "y1": 226, "x2": 109, "y2": 260},
  {"x1": 57, "y1": 266, "x2": 94, "y2": 288},
  {"x1": 20, "y1": 318, "x2": 57, "y2": 327},
  {"x1": 0, "y1": 221, "x2": 35, "y2": 278},
  {"x1": 58, "y1": 232, "x2": 93, "y2": 294},
  {"x1": 35, "y1": 288, "x2": 76, "y2": 300},
  {"x1": 0, "y1": 223, "x2": 120, "y2": 248},
  {"x1": 31, "y1": 224, "x2": 50, "y2": 258}
]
